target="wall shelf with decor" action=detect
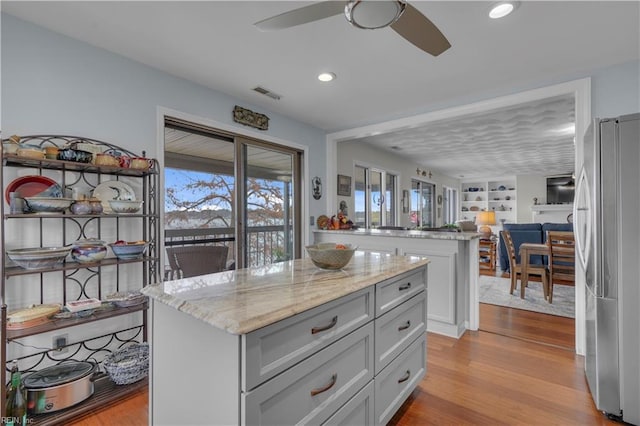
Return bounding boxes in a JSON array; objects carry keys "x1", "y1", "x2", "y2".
[
  {"x1": 1, "y1": 135, "x2": 160, "y2": 423},
  {"x1": 460, "y1": 178, "x2": 517, "y2": 226}
]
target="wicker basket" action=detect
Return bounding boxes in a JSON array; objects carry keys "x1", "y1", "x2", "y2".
[{"x1": 103, "y1": 343, "x2": 149, "y2": 385}]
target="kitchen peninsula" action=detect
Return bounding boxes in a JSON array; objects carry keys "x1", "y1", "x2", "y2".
[
  {"x1": 314, "y1": 229, "x2": 481, "y2": 338},
  {"x1": 142, "y1": 252, "x2": 429, "y2": 425}
]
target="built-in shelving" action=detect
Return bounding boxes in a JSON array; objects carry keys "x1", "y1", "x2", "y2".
[{"x1": 460, "y1": 178, "x2": 517, "y2": 228}]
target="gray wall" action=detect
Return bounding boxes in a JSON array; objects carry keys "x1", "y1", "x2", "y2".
[{"x1": 1, "y1": 13, "x2": 328, "y2": 241}]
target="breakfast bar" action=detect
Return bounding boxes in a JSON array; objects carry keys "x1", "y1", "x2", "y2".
[
  {"x1": 142, "y1": 252, "x2": 429, "y2": 425},
  {"x1": 314, "y1": 229, "x2": 482, "y2": 337}
]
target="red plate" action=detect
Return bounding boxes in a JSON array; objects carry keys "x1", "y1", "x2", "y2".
[{"x1": 4, "y1": 175, "x2": 62, "y2": 204}]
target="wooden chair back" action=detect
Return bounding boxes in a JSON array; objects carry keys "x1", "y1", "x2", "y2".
[
  {"x1": 501, "y1": 230, "x2": 549, "y2": 300},
  {"x1": 502, "y1": 230, "x2": 518, "y2": 273},
  {"x1": 545, "y1": 231, "x2": 575, "y2": 303},
  {"x1": 167, "y1": 245, "x2": 229, "y2": 279}
]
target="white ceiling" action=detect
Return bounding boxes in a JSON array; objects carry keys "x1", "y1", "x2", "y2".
[{"x1": 3, "y1": 1, "x2": 639, "y2": 179}]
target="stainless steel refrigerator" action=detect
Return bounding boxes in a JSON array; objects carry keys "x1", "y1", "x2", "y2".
[{"x1": 574, "y1": 113, "x2": 639, "y2": 424}]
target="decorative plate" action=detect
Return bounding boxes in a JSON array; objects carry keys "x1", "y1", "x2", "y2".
[
  {"x1": 7, "y1": 303, "x2": 61, "y2": 329},
  {"x1": 5, "y1": 175, "x2": 62, "y2": 204},
  {"x1": 498, "y1": 185, "x2": 506, "y2": 191},
  {"x1": 469, "y1": 206, "x2": 480, "y2": 211},
  {"x1": 92, "y1": 181, "x2": 135, "y2": 213}
]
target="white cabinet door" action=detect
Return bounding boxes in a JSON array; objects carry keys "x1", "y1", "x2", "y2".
[
  {"x1": 243, "y1": 287, "x2": 374, "y2": 390},
  {"x1": 243, "y1": 323, "x2": 374, "y2": 426},
  {"x1": 374, "y1": 292, "x2": 426, "y2": 373}
]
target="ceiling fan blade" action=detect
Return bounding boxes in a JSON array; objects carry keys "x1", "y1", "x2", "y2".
[
  {"x1": 390, "y1": 3, "x2": 451, "y2": 56},
  {"x1": 254, "y1": 1, "x2": 345, "y2": 31}
]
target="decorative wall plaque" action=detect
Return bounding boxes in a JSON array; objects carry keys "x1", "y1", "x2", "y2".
[{"x1": 233, "y1": 105, "x2": 269, "y2": 130}]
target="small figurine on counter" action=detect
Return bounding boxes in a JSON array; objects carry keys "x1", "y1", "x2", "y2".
[{"x1": 339, "y1": 200, "x2": 348, "y2": 216}]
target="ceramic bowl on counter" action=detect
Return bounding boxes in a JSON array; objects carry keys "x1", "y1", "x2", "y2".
[
  {"x1": 108, "y1": 199, "x2": 143, "y2": 214},
  {"x1": 6, "y1": 246, "x2": 71, "y2": 270},
  {"x1": 305, "y1": 243, "x2": 356, "y2": 270},
  {"x1": 71, "y1": 239, "x2": 108, "y2": 263},
  {"x1": 109, "y1": 241, "x2": 148, "y2": 260},
  {"x1": 23, "y1": 197, "x2": 74, "y2": 213}
]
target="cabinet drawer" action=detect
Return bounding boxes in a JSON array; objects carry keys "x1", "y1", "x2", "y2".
[
  {"x1": 243, "y1": 322, "x2": 374, "y2": 426},
  {"x1": 243, "y1": 286, "x2": 374, "y2": 390},
  {"x1": 374, "y1": 334, "x2": 426, "y2": 425},
  {"x1": 376, "y1": 268, "x2": 426, "y2": 317},
  {"x1": 375, "y1": 292, "x2": 426, "y2": 373},
  {"x1": 323, "y1": 381, "x2": 374, "y2": 426}
]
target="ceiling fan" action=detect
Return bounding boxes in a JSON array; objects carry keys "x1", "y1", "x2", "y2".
[{"x1": 254, "y1": 0, "x2": 451, "y2": 57}]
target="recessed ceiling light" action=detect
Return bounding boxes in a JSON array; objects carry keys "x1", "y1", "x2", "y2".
[
  {"x1": 318, "y1": 72, "x2": 336, "y2": 82},
  {"x1": 489, "y1": 1, "x2": 518, "y2": 19}
]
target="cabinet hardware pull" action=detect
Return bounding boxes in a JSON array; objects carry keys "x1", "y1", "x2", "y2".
[
  {"x1": 399, "y1": 282, "x2": 412, "y2": 291},
  {"x1": 398, "y1": 320, "x2": 411, "y2": 331},
  {"x1": 310, "y1": 373, "x2": 338, "y2": 396},
  {"x1": 311, "y1": 316, "x2": 338, "y2": 334},
  {"x1": 397, "y1": 370, "x2": 411, "y2": 383}
]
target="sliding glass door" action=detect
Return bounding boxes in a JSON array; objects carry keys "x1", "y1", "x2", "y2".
[
  {"x1": 240, "y1": 140, "x2": 301, "y2": 267},
  {"x1": 410, "y1": 179, "x2": 435, "y2": 228},
  {"x1": 164, "y1": 119, "x2": 302, "y2": 272}
]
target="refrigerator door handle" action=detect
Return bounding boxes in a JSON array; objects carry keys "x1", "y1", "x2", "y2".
[{"x1": 574, "y1": 168, "x2": 592, "y2": 274}]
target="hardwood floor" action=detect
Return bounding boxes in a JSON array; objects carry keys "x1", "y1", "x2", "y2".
[
  {"x1": 480, "y1": 302, "x2": 575, "y2": 350},
  {"x1": 71, "y1": 307, "x2": 610, "y2": 426}
]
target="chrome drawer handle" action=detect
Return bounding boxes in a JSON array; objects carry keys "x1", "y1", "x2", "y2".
[
  {"x1": 311, "y1": 316, "x2": 338, "y2": 334},
  {"x1": 398, "y1": 320, "x2": 411, "y2": 331},
  {"x1": 399, "y1": 282, "x2": 412, "y2": 291},
  {"x1": 397, "y1": 370, "x2": 411, "y2": 384},
  {"x1": 310, "y1": 373, "x2": 337, "y2": 396}
]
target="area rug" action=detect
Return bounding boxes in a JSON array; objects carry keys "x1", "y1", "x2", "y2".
[{"x1": 479, "y1": 275, "x2": 575, "y2": 318}]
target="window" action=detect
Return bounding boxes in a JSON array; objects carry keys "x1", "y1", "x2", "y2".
[
  {"x1": 354, "y1": 165, "x2": 397, "y2": 228},
  {"x1": 164, "y1": 119, "x2": 302, "y2": 270},
  {"x1": 442, "y1": 186, "x2": 458, "y2": 224},
  {"x1": 410, "y1": 179, "x2": 435, "y2": 228}
]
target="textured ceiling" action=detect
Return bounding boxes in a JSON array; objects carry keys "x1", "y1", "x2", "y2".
[{"x1": 347, "y1": 94, "x2": 576, "y2": 179}]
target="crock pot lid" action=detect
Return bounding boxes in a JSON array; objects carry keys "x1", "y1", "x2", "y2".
[{"x1": 23, "y1": 361, "x2": 94, "y2": 388}]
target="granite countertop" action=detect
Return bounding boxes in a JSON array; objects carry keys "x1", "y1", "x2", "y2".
[
  {"x1": 141, "y1": 252, "x2": 429, "y2": 335},
  {"x1": 313, "y1": 228, "x2": 481, "y2": 241}
]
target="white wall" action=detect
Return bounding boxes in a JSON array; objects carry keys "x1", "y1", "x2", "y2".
[
  {"x1": 516, "y1": 174, "x2": 547, "y2": 222},
  {"x1": 592, "y1": 61, "x2": 640, "y2": 118},
  {"x1": 1, "y1": 13, "x2": 328, "y2": 242},
  {"x1": 336, "y1": 140, "x2": 459, "y2": 228}
]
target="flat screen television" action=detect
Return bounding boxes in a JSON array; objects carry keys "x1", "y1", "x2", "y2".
[{"x1": 546, "y1": 175, "x2": 575, "y2": 204}]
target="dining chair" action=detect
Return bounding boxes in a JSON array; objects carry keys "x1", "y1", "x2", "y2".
[
  {"x1": 545, "y1": 231, "x2": 575, "y2": 303},
  {"x1": 166, "y1": 246, "x2": 229, "y2": 279},
  {"x1": 501, "y1": 230, "x2": 549, "y2": 300}
]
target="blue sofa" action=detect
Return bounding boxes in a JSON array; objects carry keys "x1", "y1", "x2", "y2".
[{"x1": 499, "y1": 222, "x2": 573, "y2": 272}]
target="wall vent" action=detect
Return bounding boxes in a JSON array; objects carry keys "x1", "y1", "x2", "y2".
[{"x1": 253, "y1": 86, "x2": 282, "y2": 100}]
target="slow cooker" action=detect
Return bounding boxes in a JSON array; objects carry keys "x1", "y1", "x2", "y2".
[{"x1": 23, "y1": 361, "x2": 96, "y2": 414}]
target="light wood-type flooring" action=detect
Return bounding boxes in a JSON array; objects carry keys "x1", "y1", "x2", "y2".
[{"x1": 69, "y1": 305, "x2": 612, "y2": 426}]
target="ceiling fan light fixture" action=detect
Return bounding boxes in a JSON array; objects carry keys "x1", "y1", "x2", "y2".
[
  {"x1": 318, "y1": 72, "x2": 336, "y2": 82},
  {"x1": 345, "y1": 0, "x2": 407, "y2": 30},
  {"x1": 489, "y1": 1, "x2": 518, "y2": 19}
]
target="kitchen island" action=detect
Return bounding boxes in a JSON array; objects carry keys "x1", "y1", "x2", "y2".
[
  {"x1": 314, "y1": 229, "x2": 481, "y2": 338},
  {"x1": 142, "y1": 252, "x2": 429, "y2": 425}
]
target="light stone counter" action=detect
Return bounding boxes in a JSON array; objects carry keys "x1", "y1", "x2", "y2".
[
  {"x1": 141, "y1": 251, "x2": 428, "y2": 335},
  {"x1": 313, "y1": 228, "x2": 482, "y2": 241}
]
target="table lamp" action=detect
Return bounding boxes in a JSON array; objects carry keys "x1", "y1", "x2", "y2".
[{"x1": 476, "y1": 211, "x2": 496, "y2": 239}]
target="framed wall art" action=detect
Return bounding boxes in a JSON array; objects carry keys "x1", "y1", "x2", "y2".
[{"x1": 337, "y1": 174, "x2": 351, "y2": 196}]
